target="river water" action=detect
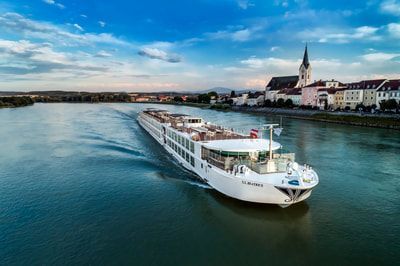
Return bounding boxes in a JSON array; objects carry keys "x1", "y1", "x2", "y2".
[{"x1": 0, "y1": 103, "x2": 399, "y2": 265}]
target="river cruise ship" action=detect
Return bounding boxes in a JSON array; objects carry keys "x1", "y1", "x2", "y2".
[{"x1": 138, "y1": 108, "x2": 319, "y2": 207}]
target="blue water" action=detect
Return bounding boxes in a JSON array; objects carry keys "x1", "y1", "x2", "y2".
[{"x1": 0, "y1": 103, "x2": 399, "y2": 265}]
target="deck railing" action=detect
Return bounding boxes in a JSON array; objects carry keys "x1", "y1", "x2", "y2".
[{"x1": 204, "y1": 153, "x2": 295, "y2": 174}]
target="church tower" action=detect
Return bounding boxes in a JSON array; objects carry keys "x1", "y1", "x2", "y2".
[{"x1": 297, "y1": 44, "x2": 312, "y2": 88}]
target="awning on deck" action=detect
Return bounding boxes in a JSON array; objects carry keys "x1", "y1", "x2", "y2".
[{"x1": 201, "y1": 138, "x2": 281, "y2": 152}]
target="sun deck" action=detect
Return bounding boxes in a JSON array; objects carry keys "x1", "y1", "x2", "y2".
[{"x1": 143, "y1": 109, "x2": 250, "y2": 141}]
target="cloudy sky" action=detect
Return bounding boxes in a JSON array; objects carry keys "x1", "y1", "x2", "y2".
[{"x1": 0, "y1": 0, "x2": 399, "y2": 92}]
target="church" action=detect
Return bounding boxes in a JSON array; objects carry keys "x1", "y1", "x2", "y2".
[{"x1": 264, "y1": 45, "x2": 312, "y2": 101}]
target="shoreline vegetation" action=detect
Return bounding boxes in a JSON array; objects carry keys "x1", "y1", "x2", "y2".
[
  {"x1": 0, "y1": 96, "x2": 34, "y2": 108},
  {"x1": 0, "y1": 91, "x2": 399, "y2": 130}
]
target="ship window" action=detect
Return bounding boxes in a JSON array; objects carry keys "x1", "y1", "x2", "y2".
[
  {"x1": 190, "y1": 142, "x2": 195, "y2": 153},
  {"x1": 185, "y1": 152, "x2": 190, "y2": 162},
  {"x1": 185, "y1": 139, "x2": 189, "y2": 149},
  {"x1": 190, "y1": 156, "x2": 195, "y2": 167}
]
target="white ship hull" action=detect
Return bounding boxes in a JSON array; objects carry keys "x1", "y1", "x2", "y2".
[{"x1": 137, "y1": 110, "x2": 318, "y2": 207}]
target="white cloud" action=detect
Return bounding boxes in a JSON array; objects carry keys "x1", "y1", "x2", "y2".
[
  {"x1": 388, "y1": 23, "x2": 400, "y2": 38},
  {"x1": 274, "y1": 0, "x2": 289, "y2": 7},
  {"x1": 94, "y1": 50, "x2": 112, "y2": 58},
  {"x1": 80, "y1": 14, "x2": 87, "y2": 18},
  {"x1": 380, "y1": 0, "x2": 400, "y2": 16},
  {"x1": 0, "y1": 39, "x2": 108, "y2": 75},
  {"x1": 270, "y1": 46, "x2": 280, "y2": 52},
  {"x1": 43, "y1": 0, "x2": 65, "y2": 9},
  {"x1": 299, "y1": 26, "x2": 381, "y2": 43},
  {"x1": 232, "y1": 29, "x2": 251, "y2": 42},
  {"x1": 0, "y1": 13, "x2": 128, "y2": 46},
  {"x1": 98, "y1": 21, "x2": 106, "y2": 27},
  {"x1": 206, "y1": 26, "x2": 260, "y2": 42},
  {"x1": 237, "y1": 0, "x2": 254, "y2": 10},
  {"x1": 73, "y1": 23, "x2": 84, "y2": 31},
  {"x1": 361, "y1": 52, "x2": 400, "y2": 62},
  {"x1": 138, "y1": 47, "x2": 182, "y2": 63}
]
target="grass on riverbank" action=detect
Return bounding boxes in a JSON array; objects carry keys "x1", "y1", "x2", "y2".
[{"x1": 311, "y1": 113, "x2": 400, "y2": 129}]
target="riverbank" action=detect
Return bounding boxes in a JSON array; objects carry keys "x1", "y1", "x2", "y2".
[
  {"x1": 0, "y1": 97, "x2": 34, "y2": 109},
  {"x1": 143, "y1": 102, "x2": 400, "y2": 130},
  {"x1": 234, "y1": 106, "x2": 400, "y2": 130}
]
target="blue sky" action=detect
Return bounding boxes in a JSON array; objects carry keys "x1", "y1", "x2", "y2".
[{"x1": 0, "y1": 0, "x2": 399, "y2": 91}]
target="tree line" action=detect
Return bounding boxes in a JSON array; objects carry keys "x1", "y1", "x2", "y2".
[{"x1": 0, "y1": 97, "x2": 34, "y2": 108}]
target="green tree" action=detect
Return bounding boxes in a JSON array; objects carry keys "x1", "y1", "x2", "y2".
[
  {"x1": 185, "y1": 96, "x2": 197, "y2": 103},
  {"x1": 276, "y1": 98, "x2": 285, "y2": 108},
  {"x1": 207, "y1": 91, "x2": 218, "y2": 98},
  {"x1": 385, "y1": 99, "x2": 398, "y2": 110},
  {"x1": 174, "y1": 96, "x2": 183, "y2": 102},
  {"x1": 355, "y1": 103, "x2": 365, "y2": 111},
  {"x1": 264, "y1": 99, "x2": 272, "y2": 107},
  {"x1": 198, "y1": 93, "x2": 211, "y2": 104},
  {"x1": 284, "y1": 99, "x2": 293, "y2": 108},
  {"x1": 230, "y1": 90, "x2": 236, "y2": 98}
]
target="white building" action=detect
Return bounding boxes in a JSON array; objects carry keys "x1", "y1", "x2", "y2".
[
  {"x1": 376, "y1": 79, "x2": 400, "y2": 107},
  {"x1": 285, "y1": 89, "x2": 302, "y2": 106},
  {"x1": 317, "y1": 88, "x2": 338, "y2": 110},
  {"x1": 235, "y1": 94, "x2": 249, "y2": 106}
]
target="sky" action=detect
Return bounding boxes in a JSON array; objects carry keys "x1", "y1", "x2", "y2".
[{"x1": 0, "y1": 0, "x2": 399, "y2": 92}]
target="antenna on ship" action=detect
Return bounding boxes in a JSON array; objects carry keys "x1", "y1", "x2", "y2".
[{"x1": 263, "y1": 124, "x2": 279, "y2": 160}]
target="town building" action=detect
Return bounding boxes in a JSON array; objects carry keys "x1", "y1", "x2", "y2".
[
  {"x1": 317, "y1": 88, "x2": 341, "y2": 110},
  {"x1": 344, "y1": 89, "x2": 363, "y2": 110},
  {"x1": 265, "y1": 45, "x2": 312, "y2": 101},
  {"x1": 301, "y1": 80, "x2": 344, "y2": 107},
  {"x1": 265, "y1": 76, "x2": 299, "y2": 101},
  {"x1": 285, "y1": 88, "x2": 302, "y2": 106},
  {"x1": 346, "y1": 79, "x2": 386, "y2": 109},
  {"x1": 334, "y1": 90, "x2": 345, "y2": 110},
  {"x1": 235, "y1": 93, "x2": 249, "y2": 106},
  {"x1": 247, "y1": 92, "x2": 265, "y2": 106},
  {"x1": 276, "y1": 89, "x2": 289, "y2": 101},
  {"x1": 376, "y1": 79, "x2": 400, "y2": 107}
]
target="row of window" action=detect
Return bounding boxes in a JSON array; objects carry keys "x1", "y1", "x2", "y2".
[
  {"x1": 346, "y1": 96, "x2": 360, "y2": 101},
  {"x1": 141, "y1": 115, "x2": 161, "y2": 138},
  {"x1": 378, "y1": 92, "x2": 400, "y2": 97},
  {"x1": 166, "y1": 129, "x2": 195, "y2": 153},
  {"x1": 167, "y1": 139, "x2": 195, "y2": 167}
]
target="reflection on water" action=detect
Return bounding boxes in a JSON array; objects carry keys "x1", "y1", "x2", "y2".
[{"x1": 0, "y1": 103, "x2": 399, "y2": 265}]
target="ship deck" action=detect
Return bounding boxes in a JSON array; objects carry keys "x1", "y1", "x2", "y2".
[{"x1": 143, "y1": 109, "x2": 250, "y2": 141}]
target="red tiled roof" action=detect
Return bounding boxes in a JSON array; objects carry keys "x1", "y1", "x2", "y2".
[
  {"x1": 317, "y1": 88, "x2": 342, "y2": 94},
  {"x1": 304, "y1": 80, "x2": 345, "y2": 88},
  {"x1": 377, "y1": 79, "x2": 400, "y2": 91},
  {"x1": 266, "y1": 75, "x2": 299, "y2": 91},
  {"x1": 347, "y1": 79, "x2": 387, "y2": 90},
  {"x1": 286, "y1": 88, "x2": 302, "y2": 95}
]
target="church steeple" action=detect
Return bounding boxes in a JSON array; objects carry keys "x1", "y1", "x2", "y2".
[
  {"x1": 302, "y1": 44, "x2": 310, "y2": 69},
  {"x1": 297, "y1": 44, "x2": 312, "y2": 88}
]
